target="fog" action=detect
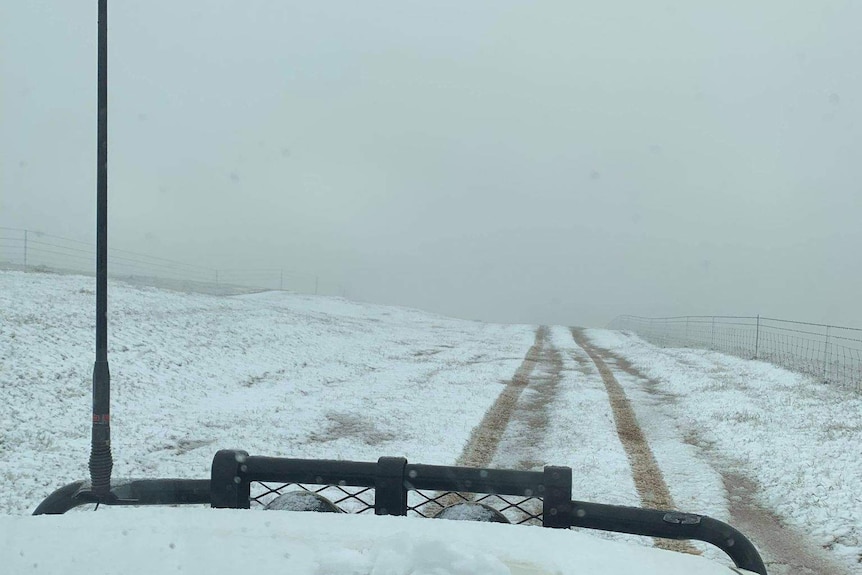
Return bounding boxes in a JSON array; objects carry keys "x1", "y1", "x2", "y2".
[{"x1": 2, "y1": 1, "x2": 860, "y2": 327}]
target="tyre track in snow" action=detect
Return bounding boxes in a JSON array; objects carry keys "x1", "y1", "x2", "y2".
[
  {"x1": 444, "y1": 324, "x2": 694, "y2": 543},
  {"x1": 488, "y1": 331, "x2": 565, "y2": 473},
  {"x1": 427, "y1": 326, "x2": 548, "y2": 513},
  {"x1": 597, "y1": 343, "x2": 853, "y2": 575},
  {"x1": 571, "y1": 328, "x2": 699, "y2": 555},
  {"x1": 455, "y1": 325, "x2": 548, "y2": 469}
]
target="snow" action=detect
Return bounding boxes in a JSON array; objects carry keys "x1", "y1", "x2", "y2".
[
  {"x1": 4, "y1": 508, "x2": 753, "y2": 575},
  {"x1": 487, "y1": 326, "x2": 646, "y2": 548},
  {"x1": 2, "y1": 269, "x2": 841, "y2": 573},
  {"x1": 586, "y1": 328, "x2": 862, "y2": 569},
  {"x1": 0, "y1": 270, "x2": 534, "y2": 515}
]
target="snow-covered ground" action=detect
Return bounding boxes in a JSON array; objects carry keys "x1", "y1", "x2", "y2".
[
  {"x1": 491, "y1": 326, "x2": 641, "y2": 508},
  {"x1": 0, "y1": 270, "x2": 534, "y2": 515},
  {"x1": 3, "y1": 270, "x2": 858, "y2": 573},
  {"x1": 486, "y1": 326, "x2": 648, "y2": 550},
  {"x1": 587, "y1": 328, "x2": 862, "y2": 572}
]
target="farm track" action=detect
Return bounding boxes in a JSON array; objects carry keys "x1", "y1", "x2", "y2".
[
  {"x1": 585, "y1": 338, "x2": 853, "y2": 575},
  {"x1": 427, "y1": 327, "x2": 548, "y2": 512},
  {"x1": 450, "y1": 326, "x2": 684, "y2": 535},
  {"x1": 571, "y1": 328, "x2": 700, "y2": 555},
  {"x1": 450, "y1": 325, "x2": 847, "y2": 572},
  {"x1": 456, "y1": 326, "x2": 548, "y2": 469},
  {"x1": 450, "y1": 325, "x2": 699, "y2": 549}
]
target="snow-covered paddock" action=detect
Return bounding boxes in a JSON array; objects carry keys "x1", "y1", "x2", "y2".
[{"x1": 0, "y1": 270, "x2": 534, "y2": 515}]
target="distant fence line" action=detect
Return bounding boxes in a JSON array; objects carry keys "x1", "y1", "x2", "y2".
[
  {"x1": 608, "y1": 315, "x2": 862, "y2": 391},
  {"x1": 0, "y1": 226, "x2": 341, "y2": 296}
]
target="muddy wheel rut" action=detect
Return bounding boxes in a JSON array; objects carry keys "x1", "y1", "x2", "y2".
[
  {"x1": 571, "y1": 328, "x2": 699, "y2": 555},
  {"x1": 433, "y1": 326, "x2": 560, "y2": 513},
  {"x1": 456, "y1": 326, "x2": 548, "y2": 469},
  {"x1": 446, "y1": 325, "x2": 695, "y2": 554},
  {"x1": 446, "y1": 325, "x2": 846, "y2": 571},
  {"x1": 585, "y1": 336, "x2": 853, "y2": 575}
]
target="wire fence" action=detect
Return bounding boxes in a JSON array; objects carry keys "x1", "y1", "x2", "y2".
[
  {"x1": 0, "y1": 226, "x2": 338, "y2": 297},
  {"x1": 608, "y1": 315, "x2": 862, "y2": 391}
]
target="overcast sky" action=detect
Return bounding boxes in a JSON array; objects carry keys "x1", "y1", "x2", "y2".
[{"x1": 2, "y1": 1, "x2": 860, "y2": 327}]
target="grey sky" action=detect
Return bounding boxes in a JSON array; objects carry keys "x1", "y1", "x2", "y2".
[{"x1": 2, "y1": 1, "x2": 860, "y2": 327}]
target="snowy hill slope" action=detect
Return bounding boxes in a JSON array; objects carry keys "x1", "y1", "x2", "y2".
[{"x1": 0, "y1": 270, "x2": 535, "y2": 514}]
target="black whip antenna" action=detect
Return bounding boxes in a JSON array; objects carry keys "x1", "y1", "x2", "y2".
[{"x1": 89, "y1": 0, "x2": 113, "y2": 499}]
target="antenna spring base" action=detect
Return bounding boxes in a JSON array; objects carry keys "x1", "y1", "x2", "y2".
[{"x1": 88, "y1": 438, "x2": 114, "y2": 498}]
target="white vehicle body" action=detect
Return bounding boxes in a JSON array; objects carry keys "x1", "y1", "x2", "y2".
[{"x1": 6, "y1": 508, "x2": 757, "y2": 575}]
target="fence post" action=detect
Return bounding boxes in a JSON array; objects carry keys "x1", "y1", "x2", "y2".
[
  {"x1": 280, "y1": 269, "x2": 284, "y2": 290},
  {"x1": 711, "y1": 317, "x2": 715, "y2": 350},
  {"x1": 215, "y1": 270, "x2": 219, "y2": 284},
  {"x1": 315, "y1": 276, "x2": 319, "y2": 295},
  {"x1": 685, "y1": 316, "x2": 690, "y2": 343},
  {"x1": 755, "y1": 315, "x2": 760, "y2": 360},
  {"x1": 23, "y1": 229, "x2": 28, "y2": 269},
  {"x1": 823, "y1": 326, "x2": 830, "y2": 382}
]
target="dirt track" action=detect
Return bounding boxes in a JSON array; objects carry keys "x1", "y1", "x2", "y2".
[
  {"x1": 571, "y1": 328, "x2": 699, "y2": 555},
  {"x1": 456, "y1": 326, "x2": 548, "y2": 468},
  {"x1": 450, "y1": 326, "x2": 850, "y2": 571},
  {"x1": 451, "y1": 325, "x2": 697, "y2": 555},
  {"x1": 588, "y1": 339, "x2": 853, "y2": 575}
]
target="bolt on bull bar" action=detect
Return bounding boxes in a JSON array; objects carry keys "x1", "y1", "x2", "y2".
[{"x1": 33, "y1": 451, "x2": 767, "y2": 575}]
